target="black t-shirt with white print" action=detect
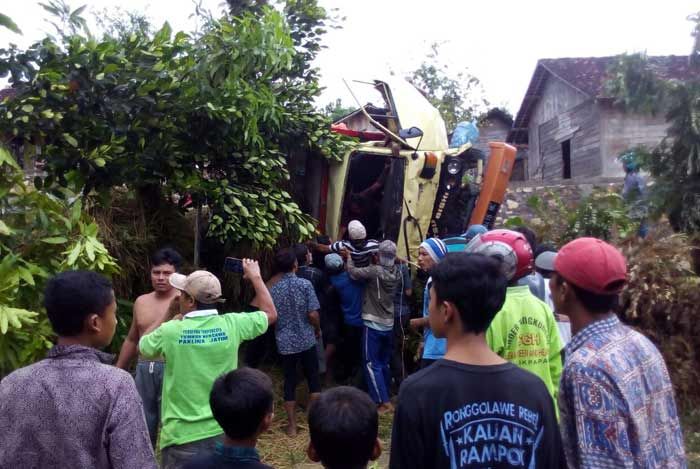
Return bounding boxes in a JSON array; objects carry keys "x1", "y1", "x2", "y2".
[{"x1": 390, "y1": 359, "x2": 565, "y2": 469}]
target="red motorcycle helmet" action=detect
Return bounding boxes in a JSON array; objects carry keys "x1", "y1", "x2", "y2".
[{"x1": 465, "y1": 229, "x2": 534, "y2": 281}]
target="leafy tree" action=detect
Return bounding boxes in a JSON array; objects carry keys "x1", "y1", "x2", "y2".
[
  {"x1": 605, "y1": 53, "x2": 667, "y2": 116},
  {"x1": 93, "y1": 7, "x2": 153, "y2": 41},
  {"x1": 225, "y1": 0, "x2": 269, "y2": 18},
  {"x1": 477, "y1": 107, "x2": 514, "y2": 127},
  {"x1": 223, "y1": 0, "x2": 350, "y2": 161},
  {"x1": 605, "y1": 15, "x2": 700, "y2": 232},
  {"x1": 0, "y1": 13, "x2": 22, "y2": 35},
  {"x1": 322, "y1": 98, "x2": 356, "y2": 122},
  {"x1": 0, "y1": 6, "x2": 352, "y2": 249},
  {"x1": 39, "y1": 0, "x2": 89, "y2": 38},
  {"x1": 407, "y1": 42, "x2": 489, "y2": 132},
  {"x1": 0, "y1": 147, "x2": 118, "y2": 376}
]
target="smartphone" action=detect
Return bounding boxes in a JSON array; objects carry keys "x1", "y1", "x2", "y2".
[{"x1": 223, "y1": 257, "x2": 243, "y2": 274}]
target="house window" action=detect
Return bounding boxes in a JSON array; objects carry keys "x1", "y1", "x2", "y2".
[{"x1": 562, "y1": 139, "x2": 571, "y2": 179}]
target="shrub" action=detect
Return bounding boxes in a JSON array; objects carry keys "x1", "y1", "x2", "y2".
[{"x1": 0, "y1": 147, "x2": 118, "y2": 376}]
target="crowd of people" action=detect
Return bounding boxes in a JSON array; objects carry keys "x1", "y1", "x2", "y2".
[{"x1": 0, "y1": 218, "x2": 689, "y2": 468}]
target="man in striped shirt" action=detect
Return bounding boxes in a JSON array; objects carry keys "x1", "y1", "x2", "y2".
[{"x1": 323, "y1": 220, "x2": 379, "y2": 268}]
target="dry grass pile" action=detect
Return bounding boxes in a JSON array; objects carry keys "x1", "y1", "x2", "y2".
[
  {"x1": 618, "y1": 232, "x2": 700, "y2": 407},
  {"x1": 256, "y1": 366, "x2": 393, "y2": 469},
  {"x1": 91, "y1": 189, "x2": 195, "y2": 299}
]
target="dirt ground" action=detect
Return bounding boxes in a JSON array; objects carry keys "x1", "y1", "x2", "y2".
[
  {"x1": 257, "y1": 407, "x2": 393, "y2": 469},
  {"x1": 255, "y1": 366, "x2": 393, "y2": 468}
]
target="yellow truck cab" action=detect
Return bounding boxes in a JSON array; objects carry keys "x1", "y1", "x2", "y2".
[{"x1": 321, "y1": 78, "x2": 516, "y2": 261}]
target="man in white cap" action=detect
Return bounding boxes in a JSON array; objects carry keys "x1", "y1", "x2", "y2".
[
  {"x1": 347, "y1": 240, "x2": 399, "y2": 414},
  {"x1": 139, "y1": 260, "x2": 276, "y2": 469},
  {"x1": 315, "y1": 220, "x2": 379, "y2": 268}
]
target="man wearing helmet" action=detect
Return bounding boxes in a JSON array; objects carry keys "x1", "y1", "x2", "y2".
[
  {"x1": 619, "y1": 151, "x2": 649, "y2": 238},
  {"x1": 467, "y1": 229, "x2": 563, "y2": 412}
]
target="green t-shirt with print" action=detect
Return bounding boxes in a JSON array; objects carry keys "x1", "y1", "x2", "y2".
[
  {"x1": 139, "y1": 310, "x2": 268, "y2": 449},
  {"x1": 486, "y1": 285, "x2": 563, "y2": 416}
]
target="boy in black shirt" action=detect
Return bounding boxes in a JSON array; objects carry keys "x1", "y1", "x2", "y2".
[
  {"x1": 390, "y1": 253, "x2": 564, "y2": 469},
  {"x1": 185, "y1": 368, "x2": 273, "y2": 469},
  {"x1": 308, "y1": 386, "x2": 381, "y2": 469}
]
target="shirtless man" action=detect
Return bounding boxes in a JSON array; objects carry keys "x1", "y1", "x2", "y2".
[{"x1": 116, "y1": 247, "x2": 183, "y2": 447}]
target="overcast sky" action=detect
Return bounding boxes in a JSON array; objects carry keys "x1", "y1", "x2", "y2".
[{"x1": 2, "y1": 1, "x2": 699, "y2": 114}]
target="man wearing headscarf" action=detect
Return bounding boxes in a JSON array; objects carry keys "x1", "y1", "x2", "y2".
[
  {"x1": 409, "y1": 238, "x2": 448, "y2": 368},
  {"x1": 441, "y1": 224, "x2": 488, "y2": 253}
]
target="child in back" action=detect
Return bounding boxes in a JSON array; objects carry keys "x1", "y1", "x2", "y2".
[
  {"x1": 185, "y1": 368, "x2": 274, "y2": 469},
  {"x1": 307, "y1": 386, "x2": 381, "y2": 469}
]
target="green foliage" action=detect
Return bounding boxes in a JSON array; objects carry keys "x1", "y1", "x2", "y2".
[
  {"x1": 93, "y1": 7, "x2": 153, "y2": 41},
  {"x1": 408, "y1": 42, "x2": 488, "y2": 132},
  {"x1": 108, "y1": 298, "x2": 134, "y2": 355},
  {"x1": 605, "y1": 53, "x2": 666, "y2": 115},
  {"x1": 644, "y1": 81, "x2": 700, "y2": 232},
  {"x1": 511, "y1": 188, "x2": 634, "y2": 245},
  {"x1": 0, "y1": 147, "x2": 118, "y2": 376},
  {"x1": 39, "y1": 0, "x2": 90, "y2": 38},
  {"x1": 0, "y1": 6, "x2": 352, "y2": 248},
  {"x1": 604, "y1": 15, "x2": 700, "y2": 233},
  {"x1": 504, "y1": 216, "x2": 525, "y2": 229},
  {"x1": 0, "y1": 13, "x2": 22, "y2": 35},
  {"x1": 566, "y1": 191, "x2": 635, "y2": 241},
  {"x1": 477, "y1": 107, "x2": 514, "y2": 127},
  {"x1": 225, "y1": 0, "x2": 269, "y2": 18},
  {"x1": 322, "y1": 98, "x2": 356, "y2": 122}
]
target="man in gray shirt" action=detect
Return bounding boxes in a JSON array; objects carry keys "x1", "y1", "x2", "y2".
[
  {"x1": 0, "y1": 271, "x2": 156, "y2": 469},
  {"x1": 347, "y1": 240, "x2": 399, "y2": 414}
]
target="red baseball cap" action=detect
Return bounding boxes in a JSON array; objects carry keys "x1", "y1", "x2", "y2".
[{"x1": 554, "y1": 237, "x2": 627, "y2": 294}]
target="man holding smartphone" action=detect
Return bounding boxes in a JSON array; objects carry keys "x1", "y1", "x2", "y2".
[{"x1": 139, "y1": 260, "x2": 277, "y2": 468}]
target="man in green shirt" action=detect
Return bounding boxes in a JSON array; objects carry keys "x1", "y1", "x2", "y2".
[
  {"x1": 139, "y1": 260, "x2": 277, "y2": 469},
  {"x1": 468, "y1": 229, "x2": 563, "y2": 413}
]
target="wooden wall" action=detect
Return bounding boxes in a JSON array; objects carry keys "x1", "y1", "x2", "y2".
[
  {"x1": 474, "y1": 120, "x2": 510, "y2": 155},
  {"x1": 536, "y1": 100, "x2": 601, "y2": 182},
  {"x1": 527, "y1": 75, "x2": 589, "y2": 178},
  {"x1": 523, "y1": 72, "x2": 672, "y2": 183}
]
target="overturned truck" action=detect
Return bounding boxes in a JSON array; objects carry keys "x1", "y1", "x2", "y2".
[{"x1": 293, "y1": 78, "x2": 516, "y2": 261}]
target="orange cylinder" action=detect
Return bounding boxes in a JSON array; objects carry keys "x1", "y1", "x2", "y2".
[{"x1": 469, "y1": 142, "x2": 517, "y2": 228}]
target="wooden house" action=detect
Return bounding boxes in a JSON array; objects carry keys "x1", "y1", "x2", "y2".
[
  {"x1": 507, "y1": 56, "x2": 698, "y2": 182},
  {"x1": 475, "y1": 108, "x2": 528, "y2": 181}
]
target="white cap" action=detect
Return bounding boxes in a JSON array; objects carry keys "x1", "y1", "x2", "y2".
[
  {"x1": 348, "y1": 220, "x2": 367, "y2": 240},
  {"x1": 169, "y1": 270, "x2": 225, "y2": 304}
]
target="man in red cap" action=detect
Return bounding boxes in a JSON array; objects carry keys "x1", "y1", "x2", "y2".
[{"x1": 551, "y1": 237, "x2": 686, "y2": 468}]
